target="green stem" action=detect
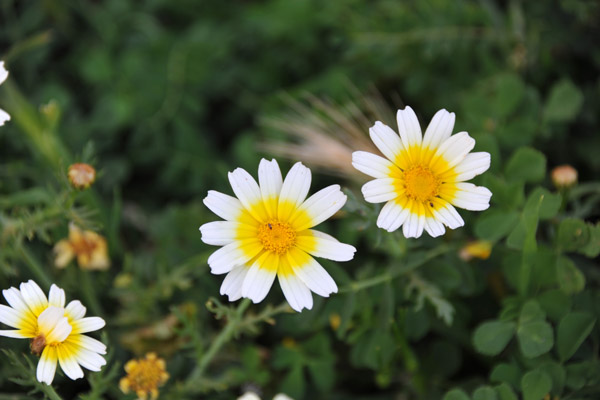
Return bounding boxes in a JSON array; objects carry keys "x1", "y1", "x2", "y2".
[
  {"x1": 20, "y1": 247, "x2": 53, "y2": 288},
  {"x1": 40, "y1": 384, "x2": 63, "y2": 400},
  {"x1": 79, "y1": 269, "x2": 104, "y2": 316},
  {"x1": 185, "y1": 299, "x2": 251, "y2": 387}
]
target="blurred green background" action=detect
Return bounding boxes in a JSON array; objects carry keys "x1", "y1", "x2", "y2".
[{"x1": 1, "y1": 0, "x2": 600, "y2": 399}]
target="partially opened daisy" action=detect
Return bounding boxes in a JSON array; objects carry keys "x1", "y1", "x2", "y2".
[
  {"x1": 0, "y1": 61, "x2": 10, "y2": 125},
  {"x1": 352, "y1": 106, "x2": 491, "y2": 238},
  {"x1": 0, "y1": 280, "x2": 107, "y2": 385},
  {"x1": 200, "y1": 159, "x2": 356, "y2": 312}
]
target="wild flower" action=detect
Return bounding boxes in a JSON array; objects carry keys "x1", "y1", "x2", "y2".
[
  {"x1": 119, "y1": 352, "x2": 169, "y2": 400},
  {"x1": 54, "y1": 223, "x2": 110, "y2": 270}
]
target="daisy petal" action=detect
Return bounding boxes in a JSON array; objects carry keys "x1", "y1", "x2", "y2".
[
  {"x1": 278, "y1": 261, "x2": 313, "y2": 312},
  {"x1": 433, "y1": 131, "x2": 475, "y2": 169},
  {"x1": 0, "y1": 62, "x2": 7, "y2": 85},
  {"x1": 3, "y1": 287, "x2": 30, "y2": 313},
  {"x1": 20, "y1": 280, "x2": 48, "y2": 315},
  {"x1": 296, "y1": 230, "x2": 356, "y2": 262},
  {"x1": 432, "y1": 201, "x2": 465, "y2": 229},
  {"x1": 452, "y1": 152, "x2": 491, "y2": 182},
  {"x1": 0, "y1": 109, "x2": 10, "y2": 126},
  {"x1": 0, "y1": 304, "x2": 24, "y2": 328},
  {"x1": 57, "y1": 345, "x2": 84, "y2": 380},
  {"x1": 361, "y1": 178, "x2": 398, "y2": 203},
  {"x1": 37, "y1": 347, "x2": 58, "y2": 385},
  {"x1": 377, "y1": 200, "x2": 410, "y2": 232},
  {"x1": 451, "y1": 183, "x2": 492, "y2": 211},
  {"x1": 292, "y1": 185, "x2": 346, "y2": 231},
  {"x1": 0, "y1": 329, "x2": 30, "y2": 338},
  {"x1": 258, "y1": 158, "x2": 283, "y2": 218},
  {"x1": 65, "y1": 300, "x2": 86, "y2": 321},
  {"x1": 278, "y1": 162, "x2": 311, "y2": 221},
  {"x1": 75, "y1": 348, "x2": 107, "y2": 371},
  {"x1": 72, "y1": 317, "x2": 105, "y2": 334},
  {"x1": 241, "y1": 252, "x2": 278, "y2": 304},
  {"x1": 49, "y1": 285, "x2": 66, "y2": 308},
  {"x1": 69, "y1": 335, "x2": 107, "y2": 354},
  {"x1": 207, "y1": 239, "x2": 263, "y2": 275},
  {"x1": 228, "y1": 168, "x2": 268, "y2": 221},
  {"x1": 287, "y1": 249, "x2": 337, "y2": 297},
  {"x1": 203, "y1": 191, "x2": 245, "y2": 221},
  {"x1": 423, "y1": 109, "x2": 455, "y2": 150},
  {"x1": 402, "y1": 207, "x2": 425, "y2": 238},
  {"x1": 396, "y1": 106, "x2": 422, "y2": 148},
  {"x1": 352, "y1": 151, "x2": 396, "y2": 179},
  {"x1": 424, "y1": 217, "x2": 446, "y2": 237},
  {"x1": 369, "y1": 121, "x2": 403, "y2": 161},
  {"x1": 200, "y1": 221, "x2": 250, "y2": 246},
  {"x1": 220, "y1": 266, "x2": 250, "y2": 301}
]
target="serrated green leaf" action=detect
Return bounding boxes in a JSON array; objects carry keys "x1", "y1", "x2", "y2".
[
  {"x1": 557, "y1": 312, "x2": 596, "y2": 362},
  {"x1": 543, "y1": 79, "x2": 583, "y2": 122},
  {"x1": 521, "y1": 369, "x2": 552, "y2": 400},
  {"x1": 505, "y1": 147, "x2": 546, "y2": 183},
  {"x1": 473, "y1": 320, "x2": 516, "y2": 356}
]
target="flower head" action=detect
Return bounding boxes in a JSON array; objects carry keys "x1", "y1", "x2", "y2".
[
  {"x1": 68, "y1": 163, "x2": 96, "y2": 189},
  {"x1": 352, "y1": 106, "x2": 492, "y2": 238},
  {"x1": 551, "y1": 164, "x2": 577, "y2": 189},
  {"x1": 0, "y1": 61, "x2": 10, "y2": 126},
  {"x1": 200, "y1": 159, "x2": 356, "y2": 312},
  {"x1": 0, "y1": 280, "x2": 107, "y2": 384},
  {"x1": 54, "y1": 223, "x2": 110, "y2": 270},
  {"x1": 459, "y1": 240, "x2": 492, "y2": 261},
  {"x1": 119, "y1": 352, "x2": 169, "y2": 400}
]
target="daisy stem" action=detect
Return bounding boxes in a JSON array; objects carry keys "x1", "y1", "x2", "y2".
[
  {"x1": 186, "y1": 298, "x2": 252, "y2": 386},
  {"x1": 40, "y1": 384, "x2": 64, "y2": 400}
]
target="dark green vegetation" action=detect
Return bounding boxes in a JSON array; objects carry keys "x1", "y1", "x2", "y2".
[{"x1": 1, "y1": 0, "x2": 600, "y2": 399}]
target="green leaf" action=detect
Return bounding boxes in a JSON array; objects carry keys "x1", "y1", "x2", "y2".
[
  {"x1": 443, "y1": 388, "x2": 471, "y2": 400},
  {"x1": 556, "y1": 257, "x2": 585, "y2": 294},
  {"x1": 490, "y1": 363, "x2": 521, "y2": 388},
  {"x1": 519, "y1": 301, "x2": 546, "y2": 324},
  {"x1": 517, "y1": 301, "x2": 553, "y2": 358},
  {"x1": 538, "y1": 361, "x2": 566, "y2": 395},
  {"x1": 494, "y1": 383, "x2": 518, "y2": 400},
  {"x1": 505, "y1": 147, "x2": 546, "y2": 183},
  {"x1": 494, "y1": 73, "x2": 525, "y2": 118},
  {"x1": 580, "y1": 223, "x2": 600, "y2": 258},
  {"x1": 528, "y1": 187, "x2": 561, "y2": 220},
  {"x1": 521, "y1": 369, "x2": 552, "y2": 400},
  {"x1": 557, "y1": 312, "x2": 596, "y2": 362},
  {"x1": 475, "y1": 210, "x2": 519, "y2": 242},
  {"x1": 537, "y1": 289, "x2": 572, "y2": 322},
  {"x1": 482, "y1": 175, "x2": 524, "y2": 210},
  {"x1": 543, "y1": 79, "x2": 583, "y2": 122},
  {"x1": 473, "y1": 386, "x2": 498, "y2": 400},
  {"x1": 565, "y1": 361, "x2": 600, "y2": 390},
  {"x1": 473, "y1": 320, "x2": 516, "y2": 356},
  {"x1": 557, "y1": 218, "x2": 589, "y2": 251}
]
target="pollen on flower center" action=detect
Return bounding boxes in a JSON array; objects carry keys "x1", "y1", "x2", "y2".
[
  {"x1": 403, "y1": 165, "x2": 440, "y2": 202},
  {"x1": 257, "y1": 220, "x2": 297, "y2": 255}
]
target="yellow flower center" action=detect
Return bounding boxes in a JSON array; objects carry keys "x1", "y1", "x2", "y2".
[
  {"x1": 257, "y1": 220, "x2": 297, "y2": 255},
  {"x1": 403, "y1": 165, "x2": 440, "y2": 203},
  {"x1": 120, "y1": 354, "x2": 169, "y2": 399},
  {"x1": 30, "y1": 333, "x2": 46, "y2": 355}
]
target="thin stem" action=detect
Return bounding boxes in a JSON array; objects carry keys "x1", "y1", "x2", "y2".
[
  {"x1": 19, "y1": 246, "x2": 53, "y2": 288},
  {"x1": 40, "y1": 384, "x2": 63, "y2": 400}
]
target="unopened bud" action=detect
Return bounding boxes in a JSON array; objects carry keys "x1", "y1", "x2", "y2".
[
  {"x1": 68, "y1": 163, "x2": 96, "y2": 189},
  {"x1": 551, "y1": 164, "x2": 577, "y2": 189},
  {"x1": 459, "y1": 240, "x2": 492, "y2": 261}
]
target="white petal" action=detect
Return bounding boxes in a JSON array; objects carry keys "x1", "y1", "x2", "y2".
[
  {"x1": 37, "y1": 347, "x2": 58, "y2": 385},
  {"x1": 0, "y1": 62, "x2": 7, "y2": 85},
  {"x1": 46, "y1": 318, "x2": 72, "y2": 344},
  {"x1": 361, "y1": 178, "x2": 397, "y2": 203},
  {"x1": 220, "y1": 266, "x2": 250, "y2": 301},
  {"x1": 57, "y1": 348, "x2": 84, "y2": 380},
  {"x1": 258, "y1": 158, "x2": 283, "y2": 216},
  {"x1": 368, "y1": 121, "x2": 404, "y2": 162},
  {"x1": 376, "y1": 200, "x2": 410, "y2": 232},
  {"x1": 237, "y1": 393, "x2": 261, "y2": 400},
  {"x1": 453, "y1": 152, "x2": 491, "y2": 182},
  {"x1": 287, "y1": 250, "x2": 337, "y2": 297},
  {"x1": 203, "y1": 190, "x2": 245, "y2": 221},
  {"x1": 352, "y1": 151, "x2": 396, "y2": 179},
  {"x1": 396, "y1": 106, "x2": 422, "y2": 148},
  {"x1": 278, "y1": 272, "x2": 313, "y2": 312},
  {"x1": 273, "y1": 394, "x2": 295, "y2": 400},
  {"x1": 228, "y1": 168, "x2": 266, "y2": 220},
  {"x1": 0, "y1": 329, "x2": 30, "y2": 338},
  {"x1": 73, "y1": 317, "x2": 105, "y2": 334},
  {"x1": 241, "y1": 253, "x2": 278, "y2": 304},
  {"x1": 73, "y1": 335, "x2": 107, "y2": 354},
  {"x1": 207, "y1": 239, "x2": 262, "y2": 275},
  {"x1": 424, "y1": 217, "x2": 446, "y2": 237},
  {"x1": 2, "y1": 287, "x2": 30, "y2": 313},
  {"x1": 422, "y1": 109, "x2": 455, "y2": 150},
  {"x1": 293, "y1": 184, "x2": 346, "y2": 231},
  {"x1": 0, "y1": 304, "x2": 24, "y2": 328},
  {"x1": 278, "y1": 162, "x2": 311, "y2": 221},
  {"x1": 200, "y1": 221, "x2": 247, "y2": 246},
  {"x1": 451, "y1": 183, "x2": 492, "y2": 211},
  {"x1": 20, "y1": 280, "x2": 48, "y2": 314},
  {"x1": 65, "y1": 300, "x2": 86, "y2": 320},
  {"x1": 0, "y1": 109, "x2": 10, "y2": 126},
  {"x1": 75, "y1": 348, "x2": 106, "y2": 371},
  {"x1": 432, "y1": 202, "x2": 465, "y2": 229},
  {"x1": 296, "y1": 230, "x2": 356, "y2": 262},
  {"x1": 402, "y1": 209, "x2": 425, "y2": 238},
  {"x1": 434, "y1": 132, "x2": 475, "y2": 169},
  {"x1": 48, "y1": 285, "x2": 65, "y2": 308}
]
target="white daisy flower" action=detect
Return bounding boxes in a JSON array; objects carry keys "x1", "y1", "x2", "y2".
[
  {"x1": 200, "y1": 159, "x2": 356, "y2": 312},
  {"x1": 352, "y1": 106, "x2": 492, "y2": 238},
  {"x1": 0, "y1": 61, "x2": 10, "y2": 126},
  {"x1": 0, "y1": 280, "x2": 107, "y2": 385}
]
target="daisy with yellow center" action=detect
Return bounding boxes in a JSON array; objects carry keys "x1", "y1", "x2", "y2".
[
  {"x1": 352, "y1": 106, "x2": 492, "y2": 238},
  {"x1": 119, "y1": 352, "x2": 169, "y2": 400},
  {"x1": 0, "y1": 280, "x2": 107, "y2": 384},
  {"x1": 54, "y1": 223, "x2": 110, "y2": 270},
  {"x1": 200, "y1": 159, "x2": 356, "y2": 312}
]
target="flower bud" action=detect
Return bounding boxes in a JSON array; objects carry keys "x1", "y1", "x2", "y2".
[
  {"x1": 68, "y1": 163, "x2": 96, "y2": 189},
  {"x1": 551, "y1": 164, "x2": 577, "y2": 189},
  {"x1": 459, "y1": 240, "x2": 492, "y2": 261}
]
